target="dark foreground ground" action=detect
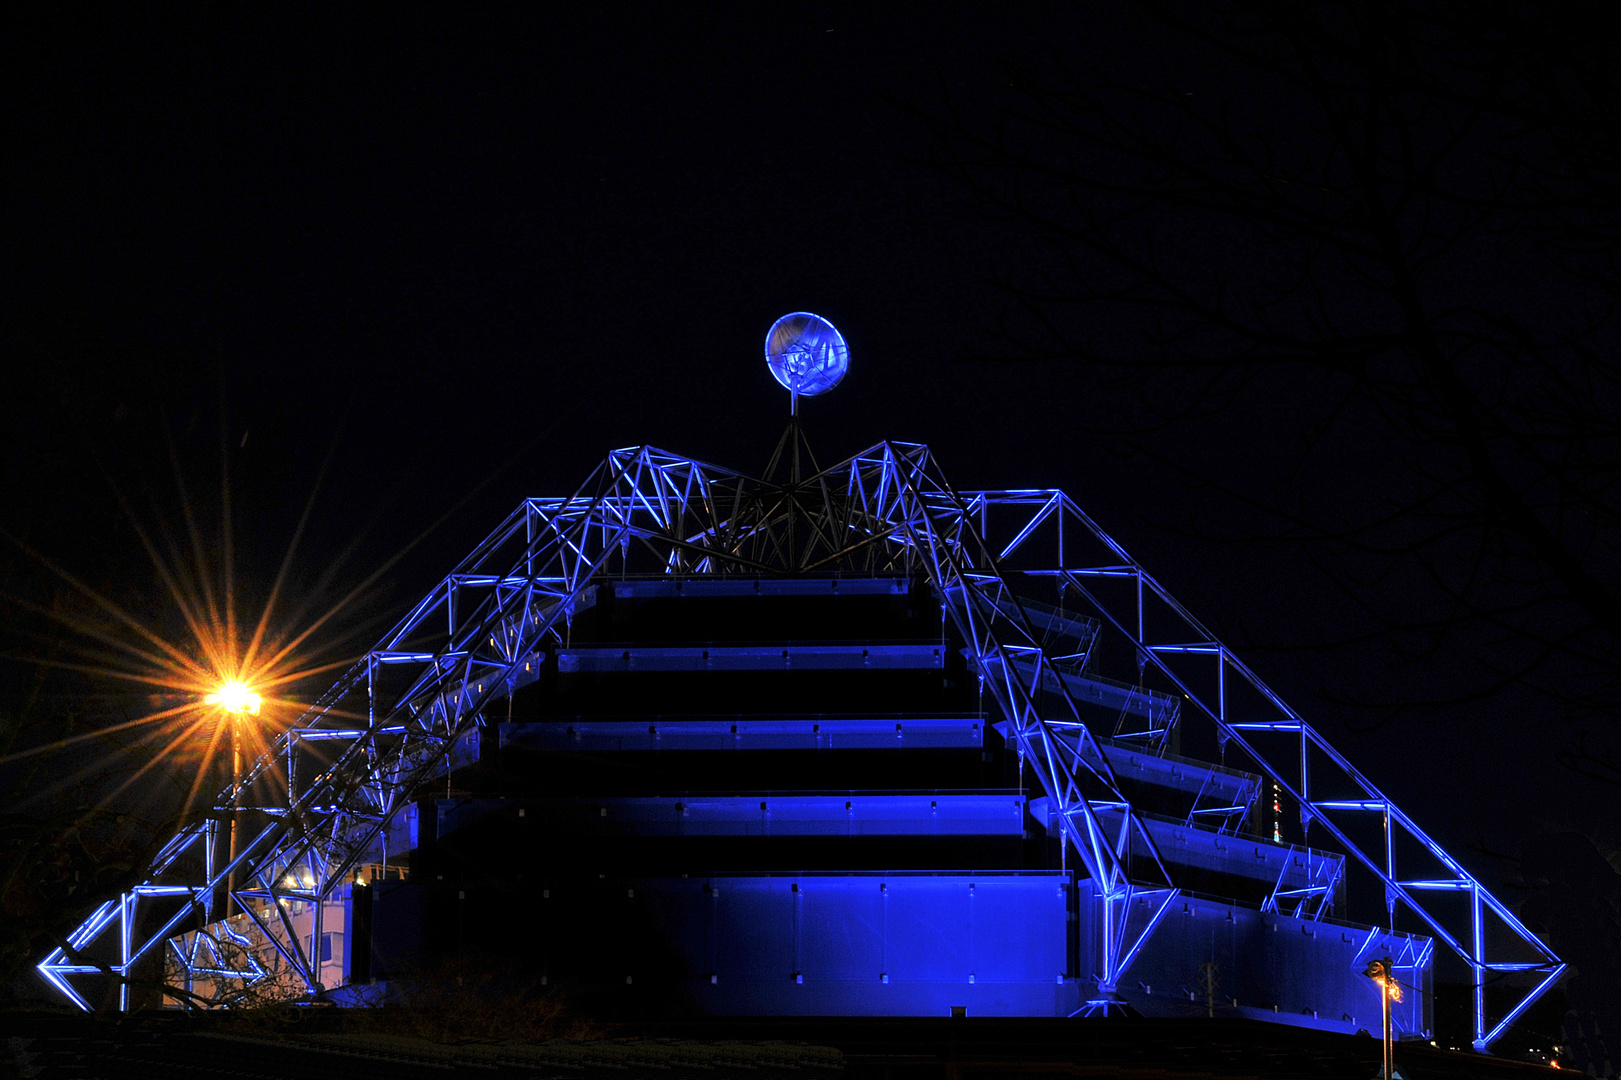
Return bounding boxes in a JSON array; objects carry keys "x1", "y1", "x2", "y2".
[{"x1": 0, "y1": 1013, "x2": 1567, "y2": 1080}]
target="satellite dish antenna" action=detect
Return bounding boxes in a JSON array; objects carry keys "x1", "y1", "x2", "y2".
[{"x1": 765, "y1": 312, "x2": 848, "y2": 414}]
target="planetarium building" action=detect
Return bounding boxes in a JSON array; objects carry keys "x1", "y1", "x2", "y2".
[{"x1": 41, "y1": 316, "x2": 1561, "y2": 1052}]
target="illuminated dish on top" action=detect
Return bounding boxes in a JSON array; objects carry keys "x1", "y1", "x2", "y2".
[{"x1": 766, "y1": 312, "x2": 848, "y2": 407}]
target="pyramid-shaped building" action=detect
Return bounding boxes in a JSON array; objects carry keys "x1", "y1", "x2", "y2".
[{"x1": 43, "y1": 418, "x2": 1562, "y2": 1051}]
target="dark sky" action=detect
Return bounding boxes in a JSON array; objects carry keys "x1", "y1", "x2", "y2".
[{"x1": 4, "y1": 3, "x2": 1613, "y2": 928}]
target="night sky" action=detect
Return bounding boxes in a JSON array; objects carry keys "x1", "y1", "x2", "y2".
[{"x1": 5, "y1": 2, "x2": 1617, "y2": 1021}]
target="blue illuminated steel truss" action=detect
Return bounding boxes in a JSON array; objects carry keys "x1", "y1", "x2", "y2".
[{"x1": 40, "y1": 441, "x2": 1563, "y2": 1049}]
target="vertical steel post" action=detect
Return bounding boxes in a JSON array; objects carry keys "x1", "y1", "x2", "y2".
[
  {"x1": 1299, "y1": 725, "x2": 1310, "y2": 842},
  {"x1": 1385, "y1": 807, "x2": 1396, "y2": 931},
  {"x1": 312, "y1": 885, "x2": 325, "y2": 993},
  {"x1": 1100, "y1": 891, "x2": 1114, "y2": 990},
  {"x1": 227, "y1": 719, "x2": 241, "y2": 919},
  {"x1": 119, "y1": 891, "x2": 132, "y2": 1012},
  {"x1": 203, "y1": 818, "x2": 217, "y2": 919},
  {"x1": 525, "y1": 501, "x2": 535, "y2": 580},
  {"x1": 1135, "y1": 570, "x2": 1144, "y2": 644},
  {"x1": 1472, "y1": 885, "x2": 1486, "y2": 1050},
  {"x1": 1383, "y1": 974, "x2": 1393, "y2": 1080}
]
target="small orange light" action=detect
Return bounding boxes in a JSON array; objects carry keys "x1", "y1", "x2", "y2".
[{"x1": 1362, "y1": 959, "x2": 1401, "y2": 1002}]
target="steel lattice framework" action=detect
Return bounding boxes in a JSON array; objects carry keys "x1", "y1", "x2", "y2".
[{"x1": 41, "y1": 440, "x2": 1562, "y2": 1049}]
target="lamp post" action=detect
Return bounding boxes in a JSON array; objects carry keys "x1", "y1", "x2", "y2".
[
  {"x1": 1363, "y1": 957, "x2": 1399, "y2": 1080},
  {"x1": 206, "y1": 682, "x2": 261, "y2": 920}
]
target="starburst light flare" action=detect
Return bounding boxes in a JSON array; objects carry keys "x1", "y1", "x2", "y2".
[{"x1": 205, "y1": 680, "x2": 262, "y2": 715}]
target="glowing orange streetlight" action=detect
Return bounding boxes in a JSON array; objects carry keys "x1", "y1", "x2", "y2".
[{"x1": 205, "y1": 680, "x2": 262, "y2": 715}]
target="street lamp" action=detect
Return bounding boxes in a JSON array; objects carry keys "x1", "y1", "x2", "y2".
[
  {"x1": 1364, "y1": 957, "x2": 1401, "y2": 1080},
  {"x1": 207, "y1": 681, "x2": 261, "y2": 919}
]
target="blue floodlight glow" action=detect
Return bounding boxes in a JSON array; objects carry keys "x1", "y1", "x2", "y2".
[{"x1": 766, "y1": 312, "x2": 848, "y2": 405}]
